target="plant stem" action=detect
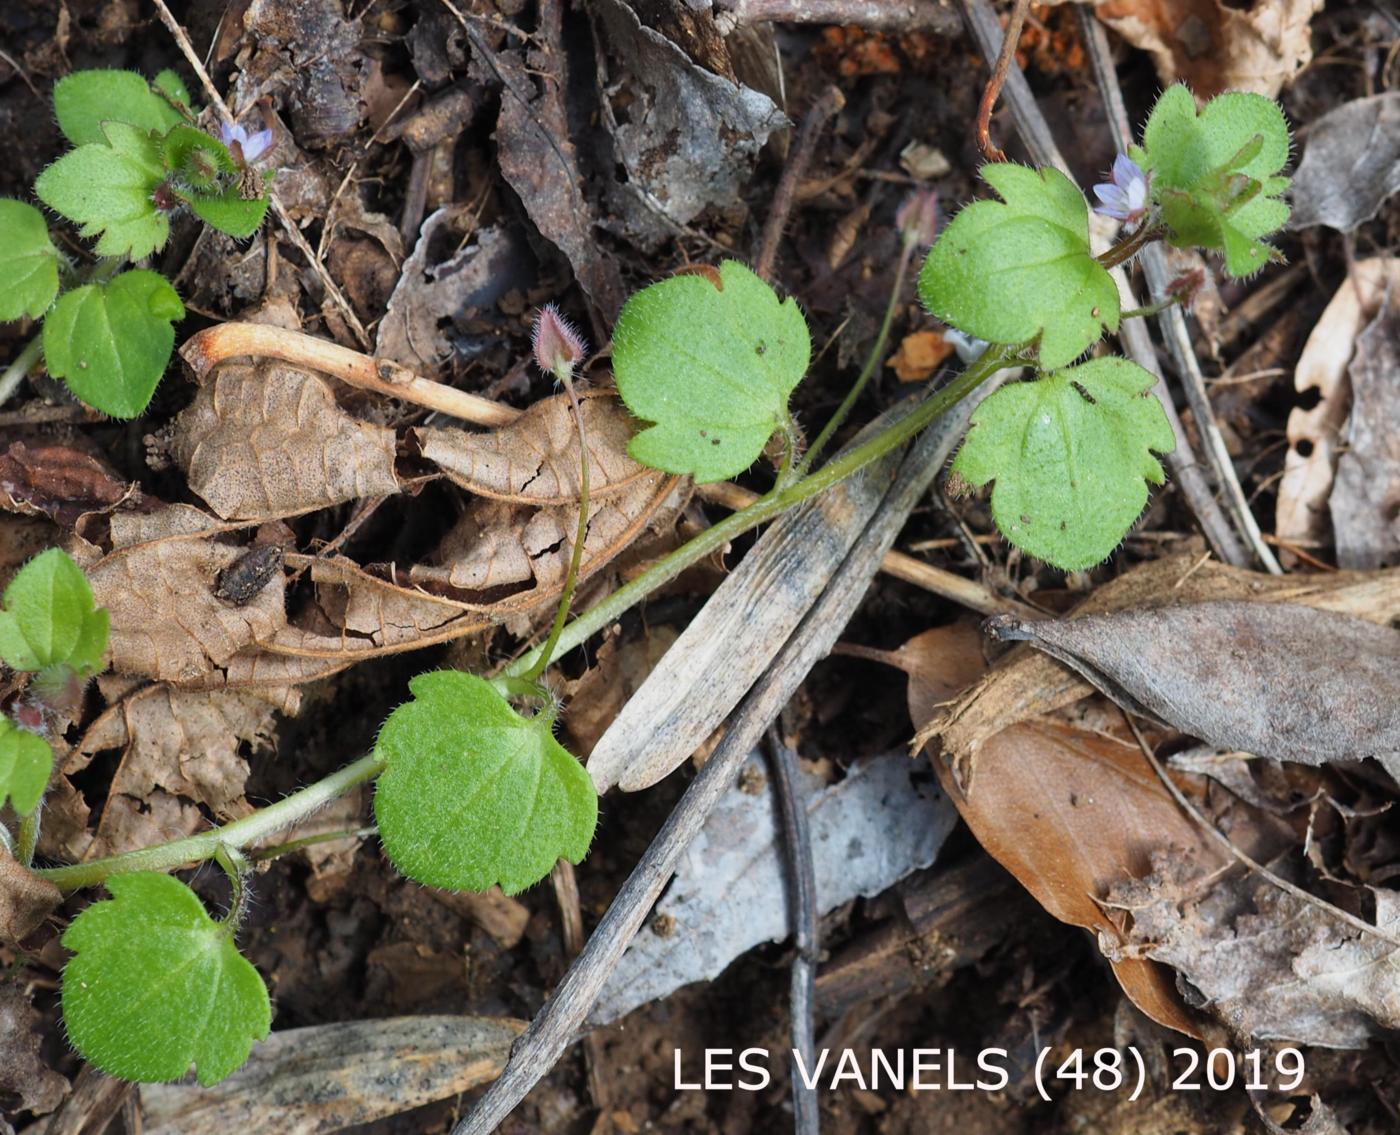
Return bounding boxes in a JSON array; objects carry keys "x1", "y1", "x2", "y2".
[
  {"x1": 34, "y1": 753, "x2": 385, "y2": 891},
  {"x1": 524, "y1": 373, "x2": 592, "y2": 682},
  {"x1": 0, "y1": 334, "x2": 44, "y2": 409},
  {"x1": 1120, "y1": 293, "x2": 1186, "y2": 321},
  {"x1": 503, "y1": 343, "x2": 1017, "y2": 680},
  {"x1": 214, "y1": 845, "x2": 250, "y2": 936},
  {"x1": 799, "y1": 237, "x2": 915, "y2": 475},
  {"x1": 249, "y1": 826, "x2": 378, "y2": 862},
  {"x1": 1096, "y1": 222, "x2": 1164, "y2": 271},
  {"x1": 17, "y1": 808, "x2": 39, "y2": 868}
]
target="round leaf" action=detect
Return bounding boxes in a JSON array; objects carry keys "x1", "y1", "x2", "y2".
[
  {"x1": 919, "y1": 164, "x2": 1120, "y2": 370},
  {"x1": 612, "y1": 260, "x2": 811, "y2": 483},
  {"x1": 61, "y1": 873, "x2": 271, "y2": 1086},
  {"x1": 43, "y1": 269, "x2": 183, "y2": 419},
  {"x1": 374, "y1": 671, "x2": 598, "y2": 895},
  {"x1": 949, "y1": 358, "x2": 1176, "y2": 571},
  {"x1": 0, "y1": 548, "x2": 109, "y2": 676},
  {"x1": 0, "y1": 717, "x2": 54, "y2": 816},
  {"x1": 53, "y1": 70, "x2": 185, "y2": 147},
  {"x1": 0, "y1": 199, "x2": 60, "y2": 321}
]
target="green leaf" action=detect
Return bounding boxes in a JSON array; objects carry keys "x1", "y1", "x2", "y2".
[
  {"x1": 53, "y1": 70, "x2": 185, "y2": 147},
  {"x1": 43, "y1": 269, "x2": 183, "y2": 419},
  {"x1": 373, "y1": 671, "x2": 598, "y2": 895},
  {"x1": 0, "y1": 200, "x2": 60, "y2": 321},
  {"x1": 0, "y1": 548, "x2": 109, "y2": 676},
  {"x1": 949, "y1": 357, "x2": 1176, "y2": 571},
  {"x1": 612, "y1": 260, "x2": 811, "y2": 483},
  {"x1": 61, "y1": 873, "x2": 271, "y2": 1086},
  {"x1": 35, "y1": 122, "x2": 169, "y2": 260},
  {"x1": 186, "y1": 184, "x2": 271, "y2": 239},
  {"x1": 1133, "y1": 84, "x2": 1291, "y2": 277},
  {"x1": 152, "y1": 69, "x2": 193, "y2": 117},
  {"x1": 160, "y1": 125, "x2": 235, "y2": 193},
  {"x1": 0, "y1": 717, "x2": 53, "y2": 816},
  {"x1": 919, "y1": 164, "x2": 1120, "y2": 370}
]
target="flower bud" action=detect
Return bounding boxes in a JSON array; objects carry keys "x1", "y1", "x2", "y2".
[
  {"x1": 896, "y1": 189, "x2": 939, "y2": 248},
  {"x1": 532, "y1": 304, "x2": 588, "y2": 382}
]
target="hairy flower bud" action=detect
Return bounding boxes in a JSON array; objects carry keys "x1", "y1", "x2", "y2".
[
  {"x1": 532, "y1": 304, "x2": 589, "y2": 382},
  {"x1": 895, "y1": 189, "x2": 939, "y2": 248}
]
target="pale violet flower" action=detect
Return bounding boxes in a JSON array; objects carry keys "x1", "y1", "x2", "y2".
[
  {"x1": 1092, "y1": 153, "x2": 1150, "y2": 224},
  {"x1": 219, "y1": 121, "x2": 275, "y2": 164}
]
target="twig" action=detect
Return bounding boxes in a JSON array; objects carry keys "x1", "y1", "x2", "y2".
[
  {"x1": 755, "y1": 86, "x2": 845, "y2": 284},
  {"x1": 1076, "y1": 6, "x2": 1282, "y2": 575},
  {"x1": 454, "y1": 344, "x2": 1003, "y2": 1134},
  {"x1": 766, "y1": 726, "x2": 819, "y2": 1135},
  {"x1": 957, "y1": 0, "x2": 1252, "y2": 569},
  {"x1": 1124, "y1": 715, "x2": 1400, "y2": 951},
  {"x1": 179, "y1": 322, "x2": 518, "y2": 426},
  {"x1": 716, "y1": 0, "x2": 961, "y2": 35},
  {"x1": 974, "y1": 0, "x2": 1030, "y2": 163},
  {"x1": 149, "y1": 0, "x2": 371, "y2": 349}
]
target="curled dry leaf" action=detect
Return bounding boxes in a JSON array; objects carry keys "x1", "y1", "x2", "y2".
[
  {"x1": 140, "y1": 1015, "x2": 524, "y2": 1135},
  {"x1": 1277, "y1": 259, "x2": 1400, "y2": 548},
  {"x1": 0, "y1": 848, "x2": 63, "y2": 947},
  {"x1": 1289, "y1": 93, "x2": 1400, "y2": 233},
  {"x1": 0, "y1": 984, "x2": 68, "y2": 1115},
  {"x1": 986, "y1": 601, "x2": 1400, "y2": 781},
  {"x1": 1087, "y1": 0, "x2": 1323, "y2": 98},
  {"x1": 1331, "y1": 294, "x2": 1400, "y2": 570},
  {"x1": 417, "y1": 391, "x2": 654, "y2": 504},
  {"x1": 0, "y1": 438, "x2": 131, "y2": 526},
  {"x1": 87, "y1": 508, "x2": 288, "y2": 684},
  {"x1": 1111, "y1": 859, "x2": 1400, "y2": 1048},
  {"x1": 174, "y1": 363, "x2": 400, "y2": 521}
]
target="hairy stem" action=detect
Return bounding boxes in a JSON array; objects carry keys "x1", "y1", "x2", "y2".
[
  {"x1": 35, "y1": 754, "x2": 385, "y2": 891},
  {"x1": 17, "y1": 808, "x2": 39, "y2": 868},
  {"x1": 799, "y1": 237, "x2": 915, "y2": 475},
  {"x1": 1097, "y1": 222, "x2": 1164, "y2": 271}
]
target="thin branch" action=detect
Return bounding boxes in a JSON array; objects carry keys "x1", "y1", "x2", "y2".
[
  {"x1": 766, "y1": 726, "x2": 820, "y2": 1135},
  {"x1": 974, "y1": 0, "x2": 1031, "y2": 163},
  {"x1": 716, "y1": 0, "x2": 961, "y2": 34},
  {"x1": 1075, "y1": 6, "x2": 1282, "y2": 575},
  {"x1": 755, "y1": 86, "x2": 845, "y2": 283}
]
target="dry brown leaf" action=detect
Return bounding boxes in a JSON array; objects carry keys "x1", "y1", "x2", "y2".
[
  {"x1": 1332, "y1": 294, "x2": 1400, "y2": 569},
  {"x1": 1088, "y1": 0, "x2": 1323, "y2": 98},
  {"x1": 1277, "y1": 259, "x2": 1400, "y2": 548},
  {"x1": 88, "y1": 516, "x2": 289, "y2": 684},
  {"x1": 173, "y1": 362, "x2": 400, "y2": 521},
  {"x1": 0, "y1": 439, "x2": 131, "y2": 526},
  {"x1": 139, "y1": 1015, "x2": 524, "y2": 1135},
  {"x1": 1288, "y1": 93, "x2": 1400, "y2": 234},
  {"x1": 0, "y1": 849, "x2": 62, "y2": 947},
  {"x1": 886, "y1": 330, "x2": 954, "y2": 383},
  {"x1": 417, "y1": 391, "x2": 654, "y2": 504},
  {"x1": 89, "y1": 790, "x2": 205, "y2": 858},
  {"x1": 1112, "y1": 860, "x2": 1400, "y2": 1047},
  {"x1": 563, "y1": 626, "x2": 681, "y2": 757},
  {"x1": 0, "y1": 984, "x2": 68, "y2": 1115}
]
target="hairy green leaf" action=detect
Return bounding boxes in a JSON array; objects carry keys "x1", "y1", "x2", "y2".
[
  {"x1": 374, "y1": 672, "x2": 598, "y2": 895},
  {"x1": 160, "y1": 125, "x2": 234, "y2": 193},
  {"x1": 919, "y1": 163, "x2": 1119, "y2": 370},
  {"x1": 0, "y1": 200, "x2": 61, "y2": 321},
  {"x1": 151, "y1": 69, "x2": 193, "y2": 117},
  {"x1": 61, "y1": 873, "x2": 271, "y2": 1086},
  {"x1": 187, "y1": 183, "x2": 271, "y2": 239},
  {"x1": 950, "y1": 358, "x2": 1176, "y2": 571},
  {"x1": 0, "y1": 717, "x2": 53, "y2": 816},
  {"x1": 0, "y1": 548, "x2": 109, "y2": 676},
  {"x1": 1133, "y1": 84, "x2": 1291, "y2": 277},
  {"x1": 612, "y1": 260, "x2": 811, "y2": 483},
  {"x1": 35, "y1": 122, "x2": 169, "y2": 260},
  {"x1": 53, "y1": 69, "x2": 185, "y2": 147},
  {"x1": 43, "y1": 269, "x2": 183, "y2": 419}
]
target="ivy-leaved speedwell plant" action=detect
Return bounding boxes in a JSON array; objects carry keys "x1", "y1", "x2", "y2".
[
  {"x1": 0, "y1": 69, "x2": 273, "y2": 418},
  {"x1": 5, "y1": 82, "x2": 1292, "y2": 1091}
]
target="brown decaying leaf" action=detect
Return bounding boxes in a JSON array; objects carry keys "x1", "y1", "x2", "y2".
[
  {"x1": 417, "y1": 391, "x2": 654, "y2": 504},
  {"x1": 0, "y1": 848, "x2": 63, "y2": 947},
  {"x1": 921, "y1": 554, "x2": 1400, "y2": 773},
  {"x1": 1112, "y1": 858, "x2": 1400, "y2": 1048},
  {"x1": 886, "y1": 330, "x2": 954, "y2": 383},
  {"x1": 986, "y1": 601, "x2": 1400, "y2": 781},
  {"x1": 1331, "y1": 294, "x2": 1400, "y2": 570},
  {"x1": 563, "y1": 625, "x2": 680, "y2": 757},
  {"x1": 0, "y1": 984, "x2": 68, "y2": 1115},
  {"x1": 0, "y1": 439, "x2": 131, "y2": 526},
  {"x1": 139, "y1": 1016, "x2": 525, "y2": 1135},
  {"x1": 1288, "y1": 93, "x2": 1400, "y2": 234},
  {"x1": 173, "y1": 363, "x2": 400, "y2": 522},
  {"x1": 1277, "y1": 259, "x2": 1400, "y2": 548},
  {"x1": 1087, "y1": 0, "x2": 1323, "y2": 98}
]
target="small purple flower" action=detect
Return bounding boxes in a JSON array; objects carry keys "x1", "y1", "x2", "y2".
[
  {"x1": 1092, "y1": 154, "x2": 1150, "y2": 224},
  {"x1": 219, "y1": 121, "x2": 275, "y2": 165},
  {"x1": 532, "y1": 304, "x2": 588, "y2": 381},
  {"x1": 895, "y1": 189, "x2": 939, "y2": 248}
]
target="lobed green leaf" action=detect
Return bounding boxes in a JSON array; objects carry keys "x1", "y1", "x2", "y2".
[
  {"x1": 61, "y1": 873, "x2": 271, "y2": 1086},
  {"x1": 373, "y1": 671, "x2": 598, "y2": 895},
  {"x1": 1133, "y1": 84, "x2": 1291, "y2": 277},
  {"x1": 612, "y1": 260, "x2": 811, "y2": 483},
  {"x1": 151, "y1": 69, "x2": 194, "y2": 118},
  {"x1": 0, "y1": 200, "x2": 61, "y2": 321},
  {"x1": 919, "y1": 163, "x2": 1119, "y2": 370},
  {"x1": 0, "y1": 547, "x2": 109, "y2": 677},
  {"x1": 0, "y1": 717, "x2": 53, "y2": 816},
  {"x1": 35, "y1": 122, "x2": 169, "y2": 260},
  {"x1": 43, "y1": 269, "x2": 184, "y2": 419},
  {"x1": 186, "y1": 183, "x2": 271, "y2": 239},
  {"x1": 53, "y1": 70, "x2": 185, "y2": 147},
  {"x1": 950, "y1": 357, "x2": 1176, "y2": 571}
]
